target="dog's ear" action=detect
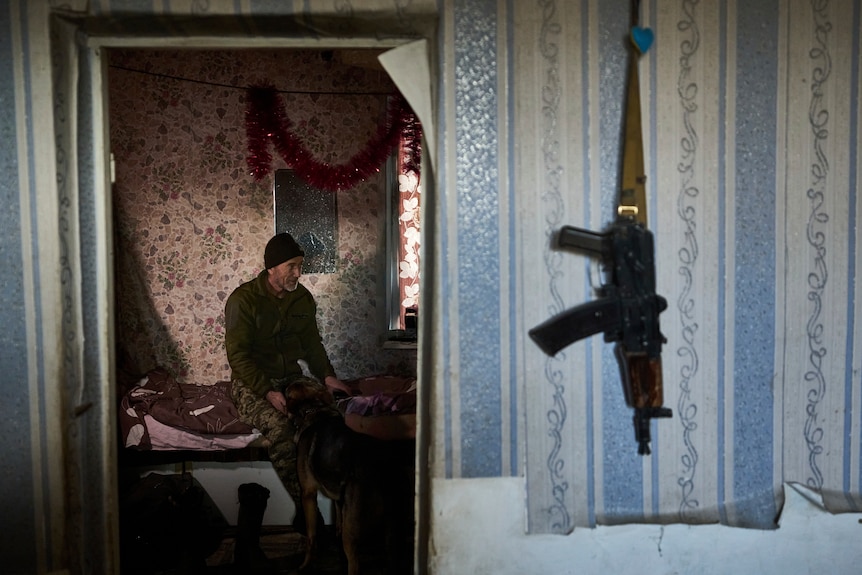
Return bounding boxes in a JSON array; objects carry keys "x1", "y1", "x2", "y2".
[{"x1": 283, "y1": 382, "x2": 304, "y2": 413}]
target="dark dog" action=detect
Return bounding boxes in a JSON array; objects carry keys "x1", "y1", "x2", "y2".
[{"x1": 284, "y1": 378, "x2": 414, "y2": 575}]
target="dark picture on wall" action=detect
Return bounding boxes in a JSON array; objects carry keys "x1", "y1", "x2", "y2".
[{"x1": 274, "y1": 169, "x2": 337, "y2": 274}]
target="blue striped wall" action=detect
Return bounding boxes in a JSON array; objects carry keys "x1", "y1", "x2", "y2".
[
  {"x1": 597, "y1": 0, "x2": 645, "y2": 521},
  {"x1": 0, "y1": 1, "x2": 36, "y2": 571},
  {"x1": 454, "y1": 0, "x2": 503, "y2": 478},
  {"x1": 521, "y1": 0, "x2": 862, "y2": 532},
  {"x1": 731, "y1": 0, "x2": 780, "y2": 528},
  {"x1": 850, "y1": 1, "x2": 861, "y2": 507}
]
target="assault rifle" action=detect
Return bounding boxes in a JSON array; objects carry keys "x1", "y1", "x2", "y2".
[{"x1": 528, "y1": 215, "x2": 671, "y2": 455}]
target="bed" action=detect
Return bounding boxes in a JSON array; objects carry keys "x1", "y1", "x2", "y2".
[{"x1": 118, "y1": 367, "x2": 417, "y2": 468}]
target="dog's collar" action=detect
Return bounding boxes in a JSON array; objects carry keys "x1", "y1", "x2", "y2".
[{"x1": 296, "y1": 402, "x2": 339, "y2": 418}]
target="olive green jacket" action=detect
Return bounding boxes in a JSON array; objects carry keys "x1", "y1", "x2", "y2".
[{"x1": 224, "y1": 270, "x2": 335, "y2": 397}]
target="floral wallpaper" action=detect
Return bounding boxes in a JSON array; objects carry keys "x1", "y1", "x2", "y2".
[{"x1": 109, "y1": 48, "x2": 416, "y2": 385}]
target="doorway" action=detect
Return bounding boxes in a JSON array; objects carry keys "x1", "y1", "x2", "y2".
[{"x1": 72, "y1": 20, "x2": 433, "y2": 565}]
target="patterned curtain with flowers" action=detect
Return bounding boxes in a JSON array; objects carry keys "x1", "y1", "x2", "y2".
[{"x1": 396, "y1": 139, "x2": 421, "y2": 329}]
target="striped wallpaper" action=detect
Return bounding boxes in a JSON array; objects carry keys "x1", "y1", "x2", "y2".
[{"x1": 513, "y1": 0, "x2": 862, "y2": 531}]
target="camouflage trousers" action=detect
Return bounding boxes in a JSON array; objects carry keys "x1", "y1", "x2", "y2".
[{"x1": 231, "y1": 379, "x2": 301, "y2": 505}]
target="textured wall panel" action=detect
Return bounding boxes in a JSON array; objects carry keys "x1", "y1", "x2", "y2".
[
  {"x1": 779, "y1": 0, "x2": 862, "y2": 513},
  {"x1": 454, "y1": 0, "x2": 503, "y2": 478},
  {"x1": 517, "y1": 0, "x2": 862, "y2": 531},
  {"x1": 0, "y1": 2, "x2": 38, "y2": 571}
]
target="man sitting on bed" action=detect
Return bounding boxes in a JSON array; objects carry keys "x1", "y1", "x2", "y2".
[{"x1": 224, "y1": 231, "x2": 351, "y2": 531}]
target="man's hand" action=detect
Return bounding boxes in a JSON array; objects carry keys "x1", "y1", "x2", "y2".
[
  {"x1": 324, "y1": 376, "x2": 353, "y2": 396},
  {"x1": 266, "y1": 389, "x2": 287, "y2": 414}
]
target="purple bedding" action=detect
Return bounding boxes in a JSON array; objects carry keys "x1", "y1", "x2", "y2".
[
  {"x1": 120, "y1": 369, "x2": 418, "y2": 451},
  {"x1": 120, "y1": 368, "x2": 254, "y2": 450}
]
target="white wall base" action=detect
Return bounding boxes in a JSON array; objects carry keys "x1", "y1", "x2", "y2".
[
  {"x1": 430, "y1": 477, "x2": 862, "y2": 575},
  {"x1": 132, "y1": 463, "x2": 332, "y2": 526},
  {"x1": 192, "y1": 462, "x2": 333, "y2": 525}
]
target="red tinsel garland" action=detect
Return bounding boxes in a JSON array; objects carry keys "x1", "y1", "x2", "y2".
[{"x1": 245, "y1": 84, "x2": 421, "y2": 191}]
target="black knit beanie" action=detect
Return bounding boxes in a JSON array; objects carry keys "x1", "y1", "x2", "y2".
[{"x1": 264, "y1": 233, "x2": 304, "y2": 269}]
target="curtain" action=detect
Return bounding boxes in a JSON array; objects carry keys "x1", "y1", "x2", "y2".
[{"x1": 396, "y1": 138, "x2": 421, "y2": 330}]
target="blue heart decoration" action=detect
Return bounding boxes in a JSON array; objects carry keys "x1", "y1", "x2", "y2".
[{"x1": 630, "y1": 26, "x2": 654, "y2": 54}]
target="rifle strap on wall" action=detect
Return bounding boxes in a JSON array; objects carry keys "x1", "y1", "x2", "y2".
[{"x1": 618, "y1": 0, "x2": 652, "y2": 226}]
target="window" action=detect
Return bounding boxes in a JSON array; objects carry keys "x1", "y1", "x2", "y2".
[{"x1": 386, "y1": 136, "x2": 421, "y2": 336}]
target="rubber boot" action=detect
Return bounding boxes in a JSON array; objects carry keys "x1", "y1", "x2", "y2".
[{"x1": 234, "y1": 482, "x2": 271, "y2": 570}]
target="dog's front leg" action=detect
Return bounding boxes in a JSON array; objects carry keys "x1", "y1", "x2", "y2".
[
  {"x1": 298, "y1": 486, "x2": 320, "y2": 571},
  {"x1": 334, "y1": 500, "x2": 344, "y2": 538},
  {"x1": 341, "y1": 513, "x2": 360, "y2": 575},
  {"x1": 341, "y1": 489, "x2": 362, "y2": 575}
]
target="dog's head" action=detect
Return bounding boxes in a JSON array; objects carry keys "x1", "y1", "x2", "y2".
[{"x1": 283, "y1": 377, "x2": 336, "y2": 423}]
